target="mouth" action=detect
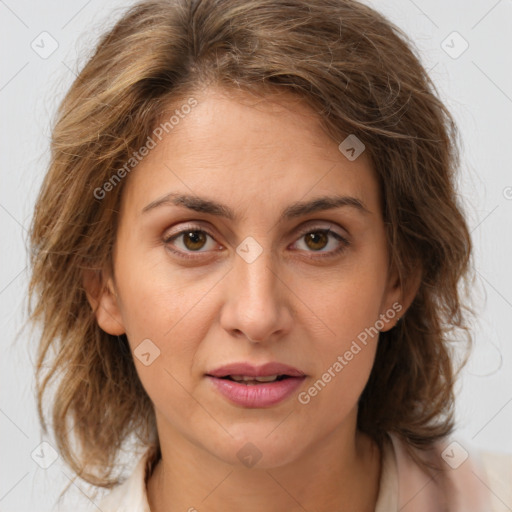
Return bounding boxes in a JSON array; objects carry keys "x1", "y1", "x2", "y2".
[
  {"x1": 206, "y1": 361, "x2": 305, "y2": 380},
  {"x1": 216, "y1": 374, "x2": 292, "y2": 385},
  {"x1": 205, "y1": 362, "x2": 306, "y2": 407}
]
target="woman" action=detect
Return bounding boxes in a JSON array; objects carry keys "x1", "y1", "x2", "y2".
[{"x1": 28, "y1": 0, "x2": 511, "y2": 510}]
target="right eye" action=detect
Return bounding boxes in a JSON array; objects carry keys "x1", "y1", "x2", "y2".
[{"x1": 163, "y1": 226, "x2": 220, "y2": 259}]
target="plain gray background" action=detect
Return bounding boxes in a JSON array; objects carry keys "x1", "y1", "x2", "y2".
[{"x1": 1, "y1": 0, "x2": 511, "y2": 510}]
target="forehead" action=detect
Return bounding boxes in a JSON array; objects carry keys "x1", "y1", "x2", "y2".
[{"x1": 120, "y1": 86, "x2": 380, "y2": 220}]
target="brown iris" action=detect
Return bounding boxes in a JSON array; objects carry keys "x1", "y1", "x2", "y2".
[
  {"x1": 182, "y1": 231, "x2": 207, "y2": 251},
  {"x1": 304, "y1": 231, "x2": 329, "y2": 251}
]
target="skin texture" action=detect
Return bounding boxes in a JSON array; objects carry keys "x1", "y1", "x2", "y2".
[{"x1": 85, "y1": 86, "x2": 418, "y2": 511}]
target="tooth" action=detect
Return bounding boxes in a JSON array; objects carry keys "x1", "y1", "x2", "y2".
[
  {"x1": 254, "y1": 375, "x2": 279, "y2": 382},
  {"x1": 229, "y1": 375, "x2": 279, "y2": 383}
]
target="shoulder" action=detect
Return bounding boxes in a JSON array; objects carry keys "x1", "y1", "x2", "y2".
[
  {"x1": 387, "y1": 432, "x2": 512, "y2": 512},
  {"x1": 97, "y1": 445, "x2": 158, "y2": 512}
]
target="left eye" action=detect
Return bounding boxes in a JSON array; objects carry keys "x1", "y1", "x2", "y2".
[{"x1": 163, "y1": 226, "x2": 348, "y2": 259}]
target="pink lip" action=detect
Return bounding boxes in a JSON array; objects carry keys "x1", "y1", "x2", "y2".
[
  {"x1": 206, "y1": 362, "x2": 306, "y2": 408},
  {"x1": 207, "y1": 375, "x2": 305, "y2": 407}
]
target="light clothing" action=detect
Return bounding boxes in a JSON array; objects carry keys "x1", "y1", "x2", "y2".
[{"x1": 98, "y1": 433, "x2": 512, "y2": 511}]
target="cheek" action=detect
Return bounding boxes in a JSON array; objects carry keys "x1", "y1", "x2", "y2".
[
  {"x1": 113, "y1": 252, "x2": 218, "y2": 385},
  {"x1": 308, "y1": 262, "x2": 388, "y2": 346},
  {"x1": 113, "y1": 271, "x2": 214, "y2": 424},
  {"x1": 297, "y1": 347, "x2": 376, "y2": 433},
  {"x1": 299, "y1": 296, "x2": 380, "y2": 423},
  {"x1": 114, "y1": 241, "x2": 203, "y2": 338},
  {"x1": 298, "y1": 260, "x2": 387, "y2": 407}
]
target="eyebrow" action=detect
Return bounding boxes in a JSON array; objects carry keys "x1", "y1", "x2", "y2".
[{"x1": 141, "y1": 192, "x2": 371, "y2": 220}]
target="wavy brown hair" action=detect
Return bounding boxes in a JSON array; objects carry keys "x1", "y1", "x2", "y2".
[{"x1": 28, "y1": 0, "x2": 473, "y2": 492}]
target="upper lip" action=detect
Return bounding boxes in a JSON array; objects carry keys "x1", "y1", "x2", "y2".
[{"x1": 207, "y1": 362, "x2": 306, "y2": 378}]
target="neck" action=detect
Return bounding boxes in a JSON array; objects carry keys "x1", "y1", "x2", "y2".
[{"x1": 147, "y1": 418, "x2": 382, "y2": 512}]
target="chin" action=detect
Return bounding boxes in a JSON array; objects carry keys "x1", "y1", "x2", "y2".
[{"x1": 207, "y1": 431, "x2": 304, "y2": 470}]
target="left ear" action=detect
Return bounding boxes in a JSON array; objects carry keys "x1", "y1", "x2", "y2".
[{"x1": 378, "y1": 262, "x2": 422, "y2": 333}]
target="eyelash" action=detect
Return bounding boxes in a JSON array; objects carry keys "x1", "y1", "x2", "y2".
[{"x1": 163, "y1": 224, "x2": 350, "y2": 261}]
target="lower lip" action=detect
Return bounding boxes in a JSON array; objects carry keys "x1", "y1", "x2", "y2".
[{"x1": 207, "y1": 376, "x2": 306, "y2": 407}]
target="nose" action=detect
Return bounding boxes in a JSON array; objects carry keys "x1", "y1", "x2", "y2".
[{"x1": 219, "y1": 244, "x2": 294, "y2": 344}]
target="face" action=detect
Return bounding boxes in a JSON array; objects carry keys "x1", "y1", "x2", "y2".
[{"x1": 89, "y1": 86, "x2": 405, "y2": 468}]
